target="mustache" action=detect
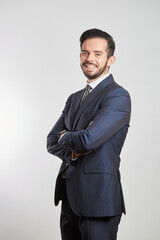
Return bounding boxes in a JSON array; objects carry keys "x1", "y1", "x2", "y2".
[{"x1": 82, "y1": 61, "x2": 97, "y2": 66}]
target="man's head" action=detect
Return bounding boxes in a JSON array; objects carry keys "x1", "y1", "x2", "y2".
[{"x1": 80, "y1": 28, "x2": 115, "y2": 82}]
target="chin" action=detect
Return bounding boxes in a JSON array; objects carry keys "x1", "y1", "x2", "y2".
[
  {"x1": 83, "y1": 71, "x2": 96, "y2": 79},
  {"x1": 86, "y1": 74, "x2": 100, "y2": 80}
]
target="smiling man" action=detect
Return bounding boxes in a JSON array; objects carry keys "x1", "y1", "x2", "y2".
[
  {"x1": 47, "y1": 28, "x2": 131, "y2": 240},
  {"x1": 80, "y1": 37, "x2": 115, "y2": 81}
]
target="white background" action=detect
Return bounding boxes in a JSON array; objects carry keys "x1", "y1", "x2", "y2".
[{"x1": 0, "y1": 0, "x2": 160, "y2": 239}]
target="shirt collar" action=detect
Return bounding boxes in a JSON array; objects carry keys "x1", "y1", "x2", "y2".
[{"x1": 86, "y1": 73, "x2": 110, "y2": 90}]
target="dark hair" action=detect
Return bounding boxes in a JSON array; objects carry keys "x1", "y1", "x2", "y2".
[{"x1": 80, "y1": 28, "x2": 115, "y2": 58}]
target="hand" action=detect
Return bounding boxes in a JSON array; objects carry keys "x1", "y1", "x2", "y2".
[{"x1": 72, "y1": 152, "x2": 90, "y2": 158}]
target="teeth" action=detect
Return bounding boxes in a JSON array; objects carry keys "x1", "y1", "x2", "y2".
[{"x1": 85, "y1": 65, "x2": 96, "y2": 68}]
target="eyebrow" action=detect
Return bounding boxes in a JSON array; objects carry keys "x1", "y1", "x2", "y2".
[{"x1": 81, "y1": 50, "x2": 103, "y2": 54}]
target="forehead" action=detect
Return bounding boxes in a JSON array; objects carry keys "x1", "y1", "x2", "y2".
[{"x1": 81, "y1": 38, "x2": 108, "y2": 52}]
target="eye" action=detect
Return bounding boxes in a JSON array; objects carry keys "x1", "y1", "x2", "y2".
[
  {"x1": 81, "y1": 52, "x2": 88, "y2": 56},
  {"x1": 95, "y1": 53, "x2": 102, "y2": 57}
]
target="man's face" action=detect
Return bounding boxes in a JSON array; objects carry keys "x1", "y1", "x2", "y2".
[{"x1": 80, "y1": 38, "x2": 110, "y2": 81}]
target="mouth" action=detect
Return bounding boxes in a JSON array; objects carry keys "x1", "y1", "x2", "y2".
[{"x1": 83, "y1": 63, "x2": 97, "y2": 69}]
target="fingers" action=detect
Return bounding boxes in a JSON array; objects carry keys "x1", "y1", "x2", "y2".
[{"x1": 73, "y1": 152, "x2": 90, "y2": 158}]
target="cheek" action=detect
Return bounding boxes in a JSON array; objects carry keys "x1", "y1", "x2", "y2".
[
  {"x1": 80, "y1": 59, "x2": 84, "y2": 66},
  {"x1": 96, "y1": 58, "x2": 104, "y2": 66},
  {"x1": 100, "y1": 58, "x2": 108, "y2": 66},
  {"x1": 80, "y1": 56, "x2": 85, "y2": 64}
]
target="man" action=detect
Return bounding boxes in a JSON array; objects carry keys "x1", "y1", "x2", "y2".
[{"x1": 47, "y1": 28, "x2": 131, "y2": 240}]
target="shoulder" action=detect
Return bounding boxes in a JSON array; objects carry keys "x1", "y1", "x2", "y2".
[
  {"x1": 100, "y1": 74, "x2": 130, "y2": 99},
  {"x1": 100, "y1": 81, "x2": 131, "y2": 111},
  {"x1": 66, "y1": 88, "x2": 84, "y2": 101},
  {"x1": 105, "y1": 81, "x2": 131, "y2": 99},
  {"x1": 64, "y1": 89, "x2": 84, "y2": 108}
]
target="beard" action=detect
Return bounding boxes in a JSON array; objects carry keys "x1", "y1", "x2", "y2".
[{"x1": 81, "y1": 60, "x2": 108, "y2": 80}]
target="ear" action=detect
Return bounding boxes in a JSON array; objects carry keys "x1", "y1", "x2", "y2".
[{"x1": 107, "y1": 56, "x2": 116, "y2": 67}]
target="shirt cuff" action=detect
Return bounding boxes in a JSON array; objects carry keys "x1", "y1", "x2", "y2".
[{"x1": 58, "y1": 130, "x2": 67, "y2": 142}]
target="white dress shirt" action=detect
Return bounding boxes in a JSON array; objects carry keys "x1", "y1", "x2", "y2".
[{"x1": 87, "y1": 73, "x2": 110, "y2": 90}]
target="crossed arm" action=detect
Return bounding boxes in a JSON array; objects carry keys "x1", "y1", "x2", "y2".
[
  {"x1": 59, "y1": 124, "x2": 92, "y2": 158},
  {"x1": 47, "y1": 111, "x2": 90, "y2": 164},
  {"x1": 47, "y1": 91, "x2": 131, "y2": 162}
]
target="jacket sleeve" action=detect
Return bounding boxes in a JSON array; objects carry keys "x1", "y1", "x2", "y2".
[
  {"x1": 57, "y1": 90, "x2": 131, "y2": 153},
  {"x1": 47, "y1": 97, "x2": 72, "y2": 164}
]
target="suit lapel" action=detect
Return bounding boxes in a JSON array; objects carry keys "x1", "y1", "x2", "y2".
[
  {"x1": 68, "y1": 89, "x2": 84, "y2": 129},
  {"x1": 72, "y1": 75, "x2": 114, "y2": 129}
]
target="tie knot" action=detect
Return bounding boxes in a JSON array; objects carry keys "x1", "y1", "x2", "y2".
[{"x1": 86, "y1": 85, "x2": 92, "y2": 92}]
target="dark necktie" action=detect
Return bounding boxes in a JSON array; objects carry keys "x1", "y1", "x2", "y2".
[{"x1": 80, "y1": 85, "x2": 92, "y2": 105}]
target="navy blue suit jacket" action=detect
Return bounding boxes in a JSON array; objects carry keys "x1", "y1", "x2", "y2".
[{"x1": 47, "y1": 74, "x2": 131, "y2": 217}]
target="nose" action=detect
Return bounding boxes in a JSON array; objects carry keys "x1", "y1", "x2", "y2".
[{"x1": 86, "y1": 53, "x2": 95, "y2": 62}]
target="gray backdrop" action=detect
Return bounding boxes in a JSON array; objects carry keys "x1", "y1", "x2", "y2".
[{"x1": 0, "y1": 0, "x2": 160, "y2": 239}]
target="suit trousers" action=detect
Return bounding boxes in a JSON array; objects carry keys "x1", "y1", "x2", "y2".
[{"x1": 60, "y1": 181, "x2": 121, "y2": 240}]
